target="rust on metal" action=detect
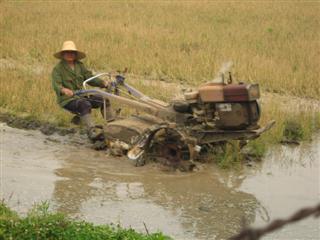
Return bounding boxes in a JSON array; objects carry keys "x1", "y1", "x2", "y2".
[{"x1": 79, "y1": 64, "x2": 275, "y2": 169}]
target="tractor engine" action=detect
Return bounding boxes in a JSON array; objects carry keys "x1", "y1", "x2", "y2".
[{"x1": 177, "y1": 82, "x2": 261, "y2": 130}]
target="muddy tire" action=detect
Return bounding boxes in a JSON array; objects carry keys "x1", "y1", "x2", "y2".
[{"x1": 146, "y1": 128, "x2": 193, "y2": 169}]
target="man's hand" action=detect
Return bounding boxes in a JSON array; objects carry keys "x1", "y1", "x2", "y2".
[
  {"x1": 101, "y1": 80, "x2": 109, "y2": 88},
  {"x1": 61, "y1": 88, "x2": 74, "y2": 97}
]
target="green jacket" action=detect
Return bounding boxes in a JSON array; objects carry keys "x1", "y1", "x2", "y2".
[{"x1": 52, "y1": 60, "x2": 104, "y2": 107}]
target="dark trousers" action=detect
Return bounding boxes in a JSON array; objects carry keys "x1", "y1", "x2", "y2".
[{"x1": 63, "y1": 95, "x2": 105, "y2": 116}]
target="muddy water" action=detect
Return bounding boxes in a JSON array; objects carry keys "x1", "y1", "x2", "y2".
[{"x1": 1, "y1": 123, "x2": 319, "y2": 239}]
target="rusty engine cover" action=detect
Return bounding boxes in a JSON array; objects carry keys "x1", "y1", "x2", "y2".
[
  {"x1": 223, "y1": 84, "x2": 260, "y2": 102},
  {"x1": 197, "y1": 83, "x2": 261, "y2": 130},
  {"x1": 198, "y1": 83, "x2": 260, "y2": 103},
  {"x1": 218, "y1": 84, "x2": 260, "y2": 129},
  {"x1": 198, "y1": 83, "x2": 225, "y2": 102}
]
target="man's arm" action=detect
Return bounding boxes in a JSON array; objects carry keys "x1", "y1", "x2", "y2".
[{"x1": 52, "y1": 68, "x2": 73, "y2": 97}]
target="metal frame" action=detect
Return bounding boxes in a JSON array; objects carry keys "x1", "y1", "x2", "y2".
[
  {"x1": 78, "y1": 73, "x2": 181, "y2": 122},
  {"x1": 77, "y1": 73, "x2": 275, "y2": 141}
]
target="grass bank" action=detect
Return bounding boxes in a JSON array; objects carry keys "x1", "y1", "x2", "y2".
[
  {"x1": 0, "y1": 2, "x2": 319, "y2": 166},
  {"x1": 0, "y1": 201, "x2": 170, "y2": 240}
]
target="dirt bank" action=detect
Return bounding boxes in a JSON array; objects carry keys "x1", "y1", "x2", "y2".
[{"x1": 0, "y1": 112, "x2": 77, "y2": 136}]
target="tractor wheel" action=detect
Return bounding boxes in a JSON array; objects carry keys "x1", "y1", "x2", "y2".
[{"x1": 146, "y1": 128, "x2": 196, "y2": 171}]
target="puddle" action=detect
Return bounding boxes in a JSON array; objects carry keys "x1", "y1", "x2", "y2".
[
  {"x1": 239, "y1": 134, "x2": 320, "y2": 240},
  {"x1": 1, "y1": 123, "x2": 319, "y2": 239}
]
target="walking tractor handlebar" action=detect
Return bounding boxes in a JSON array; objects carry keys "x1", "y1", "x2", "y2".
[
  {"x1": 82, "y1": 72, "x2": 111, "y2": 89},
  {"x1": 75, "y1": 73, "x2": 164, "y2": 117},
  {"x1": 79, "y1": 73, "x2": 153, "y2": 102},
  {"x1": 74, "y1": 89, "x2": 99, "y2": 96},
  {"x1": 77, "y1": 73, "x2": 126, "y2": 97}
]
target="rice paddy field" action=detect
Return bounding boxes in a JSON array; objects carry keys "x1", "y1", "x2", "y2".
[
  {"x1": 0, "y1": 1, "x2": 319, "y2": 146},
  {"x1": 1, "y1": 2, "x2": 320, "y2": 238}
]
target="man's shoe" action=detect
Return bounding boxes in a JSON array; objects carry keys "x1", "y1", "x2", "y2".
[
  {"x1": 87, "y1": 126, "x2": 105, "y2": 142},
  {"x1": 71, "y1": 115, "x2": 81, "y2": 125}
]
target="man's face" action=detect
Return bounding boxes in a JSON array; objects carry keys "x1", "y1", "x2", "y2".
[{"x1": 62, "y1": 51, "x2": 77, "y2": 62}]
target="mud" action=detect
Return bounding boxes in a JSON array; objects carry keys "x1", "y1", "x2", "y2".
[
  {"x1": 0, "y1": 112, "x2": 77, "y2": 136},
  {"x1": 1, "y1": 123, "x2": 319, "y2": 239}
]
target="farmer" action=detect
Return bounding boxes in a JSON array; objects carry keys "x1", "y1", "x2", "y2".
[{"x1": 52, "y1": 40, "x2": 114, "y2": 141}]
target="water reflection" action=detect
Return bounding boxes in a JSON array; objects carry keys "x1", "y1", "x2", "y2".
[
  {"x1": 239, "y1": 134, "x2": 320, "y2": 240},
  {"x1": 2, "y1": 124, "x2": 319, "y2": 239},
  {"x1": 52, "y1": 150, "x2": 261, "y2": 239}
]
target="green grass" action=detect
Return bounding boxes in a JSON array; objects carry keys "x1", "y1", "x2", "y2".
[
  {"x1": 282, "y1": 119, "x2": 305, "y2": 142},
  {"x1": 0, "y1": 202, "x2": 171, "y2": 240},
  {"x1": 214, "y1": 142, "x2": 243, "y2": 169}
]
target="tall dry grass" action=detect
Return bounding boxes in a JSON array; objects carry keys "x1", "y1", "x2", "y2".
[{"x1": 0, "y1": 1, "x2": 319, "y2": 142}]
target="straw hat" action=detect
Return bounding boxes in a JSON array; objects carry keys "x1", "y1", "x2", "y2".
[{"x1": 54, "y1": 41, "x2": 86, "y2": 60}]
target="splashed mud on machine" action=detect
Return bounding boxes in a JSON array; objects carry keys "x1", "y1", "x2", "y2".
[{"x1": 76, "y1": 63, "x2": 275, "y2": 170}]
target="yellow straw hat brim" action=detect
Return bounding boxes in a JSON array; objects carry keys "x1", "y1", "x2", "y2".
[
  {"x1": 53, "y1": 50, "x2": 86, "y2": 60},
  {"x1": 54, "y1": 41, "x2": 86, "y2": 60}
]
